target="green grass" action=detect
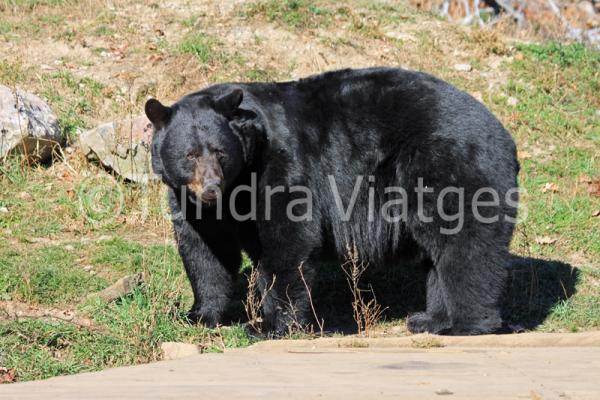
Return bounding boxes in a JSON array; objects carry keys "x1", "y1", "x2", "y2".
[
  {"x1": 36, "y1": 71, "x2": 105, "y2": 140},
  {"x1": 502, "y1": 42, "x2": 599, "y2": 262},
  {"x1": 0, "y1": 238, "x2": 253, "y2": 381},
  {"x1": 244, "y1": 68, "x2": 280, "y2": 82},
  {"x1": 1, "y1": 0, "x2": 67, "y2": 7},
  {"x1": 178, "y1": 33, "x2": 222, "y2": 64},
  {"x1": 93, "y1": 25, "x2": 114, "y2": 37},
  {"x1": 0, "y1": 60, "x2": 27, "y2": 86},
  {"x1": 498, "y1": 42, "x2": 599, "y2": 332},
  {"x1": 243, "y1": 0, "x2": 331, "y2": 29},
  {"x1": 0, "y1": 246, "x2": 107, "y2": 304}
]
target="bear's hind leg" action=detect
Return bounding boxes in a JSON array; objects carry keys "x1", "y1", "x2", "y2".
[{"x1": 433, "y1": 245, "x2": 506, "y2": 335}]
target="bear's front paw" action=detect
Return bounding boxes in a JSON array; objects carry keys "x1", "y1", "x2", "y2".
[
  {"x1": 406, "y1": 312, "x2": 433, "y2": 333},
  {"x1": 186, "y1": 309, "x2": 219, "y2": 328},
  {"x1": 407, "y1": 312, "x2": 450, "y2": 335}
]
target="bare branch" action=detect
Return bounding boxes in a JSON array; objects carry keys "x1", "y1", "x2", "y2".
[{"x1": 298, "y1": 262, "x2": 325, "y2": 337}]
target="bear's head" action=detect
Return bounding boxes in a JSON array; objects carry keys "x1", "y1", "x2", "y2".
[{"x1": 145, "y1": 88, "x2": 256, "y2": 205}]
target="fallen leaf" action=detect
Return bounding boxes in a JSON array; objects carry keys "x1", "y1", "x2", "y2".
[
  {"x1": 0, "y1": 367, "x2": 17, "y2": 384},
  {"x1": 577, "y1": 174, "x2": 592, "y2": 184},
  {"x1": 517, "y1": 150, "x2": 531, "y2": 160},
  {"x1": 110, "y1": 44, "x2": 128, "y2": 61},
  {"x1": 587, "y1": 180, "x2": 600, "y2": 197},
  {"x1": 147, "y1": 54, "x2": 164, "y2": 63},
  {"x1": 542, "y1": 182, "x2": 559, "y2": 193},
  {"x1": 535, "y1": 236, "x2": 558, "y2": 245},
  {"x1": 60, "y1": 171, "x2": 73, "y2": 182},
  {"x1": 530, "y1": 390, "x2": 542, "y2": 400},
  {"x1": 593, "y1": 210, "x2": 600, "y2": 217}
]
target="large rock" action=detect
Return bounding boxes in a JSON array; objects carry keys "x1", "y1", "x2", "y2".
[
  {"x1": 0, "y1": 85, "x2": 63, "y2": 161},
  {"x1": 79, "y1": 115, "x2": 157, "y2": 183}
]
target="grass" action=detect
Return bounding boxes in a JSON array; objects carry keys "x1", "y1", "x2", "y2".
[
  {"x1": 498, "y1": 42, "x2": 599, "y2": 332},
  {"x1": 179, "y1": 33, "x2": 220, "y2": 64},
  {"x1": 503, "y1": 42, "x2": 600, "y2": 262},
  {"x1": 243, "y1": 0, "x2": 332, "y2": 29},
  {"x1": 0, "y1": 237, "x2": 253, "y2": 381},
  {"x1": 0, "y1": 0, "x2": 599, "y2": 384}
]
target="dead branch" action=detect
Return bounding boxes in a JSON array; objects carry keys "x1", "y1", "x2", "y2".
[
  {"x1": 298, "y1": 262, "x2": 325, "y2": 337},
  {"x1": 86, "y1": 272, "x2": 144, "y2": 302},
  {"x1": 243, "y1": 264, "x2": 275, "y2": 334},
  {"x1": 0, "y1": 301, "x2": 95, "y2": 328},
  {"x1": 341, "y1": 243, "x2": 386, "y2": 337},
  {"x1": 283, "y1": 286, "x2": 304, "y2": 335}
]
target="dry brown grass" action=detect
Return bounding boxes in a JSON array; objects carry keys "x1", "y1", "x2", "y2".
[{"x1": 341, "y1": 244, "x2": 386, "y2": 337}]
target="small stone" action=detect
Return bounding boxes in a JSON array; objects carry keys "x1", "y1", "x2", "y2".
[
  {"x1": 453, "y1": 63, "x2": 472, "y2": 72},
  {"x1": 507, "y1": 96, "x2": 519, "y2": 106},
  {"x1": 161, "y1": 342, "x2": 201, "y2": 361},
  {"x1": 83, "y1": 265, "x2": 94, "y2": 272},
  {"x1": 64, "y1": 244, "x2": 75, "y2": 251},
  {"x1": 0, "y1": 207, "x2": 8, "y2": 213}
]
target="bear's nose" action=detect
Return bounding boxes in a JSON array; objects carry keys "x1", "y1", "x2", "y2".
[
  {"x1": 204, "y1": 178, "x2": 221, "y2": 190},
  {"x1": 201, "y1": 179, "x2": 222, "y2": 202}
]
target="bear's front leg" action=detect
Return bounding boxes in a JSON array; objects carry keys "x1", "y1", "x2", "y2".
[
  {"x1": 257, "y1": 257, "x2": 317, "y2": 337},
  {"x1": 169, "y1": 192, "x2": 240, "y2": 327}
]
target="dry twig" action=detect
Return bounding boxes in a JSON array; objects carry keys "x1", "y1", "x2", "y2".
[
  {"x1": 243, "y1": 264, "x2": 275, "y2": 334},
  {"x1": 341, "y1": 244, "x2": 386, "y2": 336},
  {"x1": 298, "y1": 262, "x2": 325, "y2": 337},
  {"x1": 0, "y1": 301, "x2": 95, "y2": 328}
]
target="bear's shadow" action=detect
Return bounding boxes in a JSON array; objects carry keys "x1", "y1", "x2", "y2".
[{"x1": 230, "y1": 255, "x2": 578, "y2": 334}]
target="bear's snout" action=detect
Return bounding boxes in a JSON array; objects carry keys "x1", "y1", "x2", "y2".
[{"x1": 188, "y1": 155, "x2": 224, "y2": 203}]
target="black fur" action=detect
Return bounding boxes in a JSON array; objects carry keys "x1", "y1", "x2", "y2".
[{"x1": 147, "y1": 67, "x2": 519, "y2": 335}]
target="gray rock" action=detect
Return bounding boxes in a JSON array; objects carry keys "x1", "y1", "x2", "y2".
[
  {"x1": 0, "y1": 85, "x2": 63, "y2": 161},
  {"x1": 161, "y1": 342, "x2": 201, "y2": 361},
  {"x1": 79, "y1": 115, "x2": 157, "y2": 183}
]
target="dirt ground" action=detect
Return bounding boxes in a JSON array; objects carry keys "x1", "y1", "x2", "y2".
[{"x1": 2, "y1": 332, "x2": 600, "y2": 400}]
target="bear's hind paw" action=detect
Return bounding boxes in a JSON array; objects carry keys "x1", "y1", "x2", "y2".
[{"x1": 406, "y1": 312, "x2": 450, "y2": 335}]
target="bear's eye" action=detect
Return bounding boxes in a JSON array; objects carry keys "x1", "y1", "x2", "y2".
[{"x1": 215, "y1": 150, "x2": 226, "y2": 162}]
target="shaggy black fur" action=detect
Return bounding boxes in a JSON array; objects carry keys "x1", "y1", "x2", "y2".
[{"x1": 145, "y1": 67, "x2": 519, "y2": 335}]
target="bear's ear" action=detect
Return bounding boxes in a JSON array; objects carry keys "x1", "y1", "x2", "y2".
[
  {"x1": 214, "y1": 89, "x2": 243, "y2": 118},
  {"x1": 145, "y1": 99, "x2": 172, "y2": 128}
]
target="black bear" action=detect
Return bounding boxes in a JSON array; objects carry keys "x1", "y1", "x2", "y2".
[{"x1": 145, "y1": 67, "x2": 519, "y2": 335}]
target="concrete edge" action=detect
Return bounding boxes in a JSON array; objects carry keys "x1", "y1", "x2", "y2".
[{"x1": 246, "y1": 331, "x2": 600, "y2": 352}]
